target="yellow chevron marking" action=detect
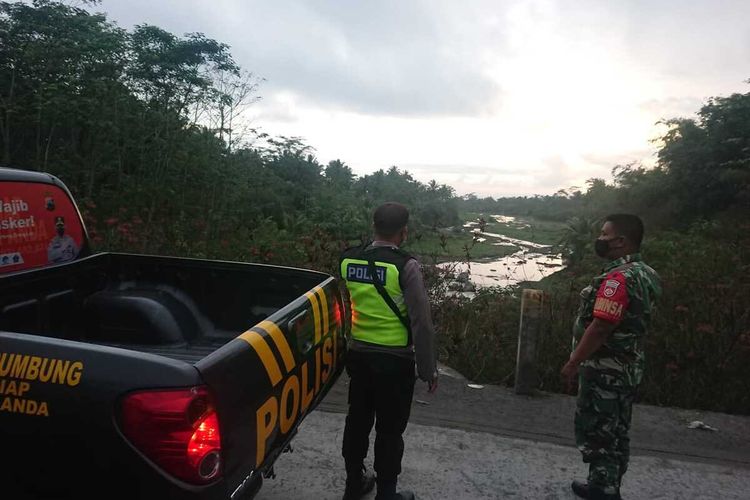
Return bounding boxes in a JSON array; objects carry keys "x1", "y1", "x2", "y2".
[
  {"x1": 305, "y1": 290, "x2": 322, "y2": 344},
  {"x1": 315, "y1": 286, "x2": 329, "y2": 336},
  {"x1": 239, "y1": 330, "x2": 282, "y2": 386},
  {"x1": 256, "y1": 320, "x2": 296, "y2": 373}
]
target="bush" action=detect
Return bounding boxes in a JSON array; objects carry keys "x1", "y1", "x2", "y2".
[{"x1": 432, "y1": 220, "x2": 750, "y2": 414}]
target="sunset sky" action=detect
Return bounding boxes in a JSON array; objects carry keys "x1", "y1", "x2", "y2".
[{"x1": 97, "y1": 0, "x2": 750, "y2": 197}]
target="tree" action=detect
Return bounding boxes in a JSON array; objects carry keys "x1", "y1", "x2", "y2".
[
  {"x1": 558, "y1": 216, "x2": 598, "y2": 265},
  {"x1": 0, "y1": 0, "x2": 126, "y2": 169},
  {"x1": 324, "y1": 159, "x2": 355, "y2": 188},
  {"x1": 658, "y1": 88, "x2": 750, "y2": 220}
]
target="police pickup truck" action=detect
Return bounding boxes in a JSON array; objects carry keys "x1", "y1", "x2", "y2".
[{"x1": 0, "y1": 167, "x2": 348, "y2": 499}]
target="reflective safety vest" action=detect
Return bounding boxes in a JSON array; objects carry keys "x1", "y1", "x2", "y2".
[{"x1": 339, "y1": 244, "x2": 413, "y2": 347}]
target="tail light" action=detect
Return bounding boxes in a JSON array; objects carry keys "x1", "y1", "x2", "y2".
[
  {"x1": 120, "y1": 386, "x2": 222, "y2": 485},
  {"x1": 334, "y1": 300, "x2": 342, "y2": 325}
]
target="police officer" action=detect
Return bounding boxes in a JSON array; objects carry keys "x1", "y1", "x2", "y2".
[
  {"x1": 561, "y1": 214, "x2": 661, "y2": 500},
  {"x1": 47, "y1": 216, "x2": 79, "y2": 264},
  {"x1": 339, "y1": 202, "x2": 438, "y2": 500}
]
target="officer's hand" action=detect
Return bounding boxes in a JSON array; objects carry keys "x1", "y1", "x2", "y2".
[
  {"x1": 427, "y1": 375, "x2": 438, "y2": 394},
  {"x1": 560, "y1": 360, "x2": 579, "y2": 392}
]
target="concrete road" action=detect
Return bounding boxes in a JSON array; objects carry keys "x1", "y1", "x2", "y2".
[
  {"x1": 317, "y1": 368, "x2": 750, "y2": 468},
  {"x1": 257, "y1": 410, "x2": 748, "y2": 500},
  {"x1": 255, "y1": 367, "x2": 750, "y2": 499}
]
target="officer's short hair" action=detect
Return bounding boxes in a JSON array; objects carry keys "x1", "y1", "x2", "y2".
[
  {"x1": 373, "y1": 202, "x2": 409, "y2": 238},
  {"x1": 605, "y1": 214, "x2": 644, "y2": 248}
]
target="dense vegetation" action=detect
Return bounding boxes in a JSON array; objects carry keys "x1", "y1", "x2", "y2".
[
  {"x1": 443, "y1": 88, "x2": 750, "y2": 414},
  {"x1": 0, "y1": 0, "x2": 461, "y2": 272},
  {"x1": 2, "y1": 1, "x2": 748, "y2": 413}
]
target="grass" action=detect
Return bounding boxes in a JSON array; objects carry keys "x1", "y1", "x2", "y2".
[
  {"x1": 405, "y1": 230, "x2": 517, "y2": 262},
  {"x1": 406, "y1": 212, "x2": 565, "y2": 261},
  {"x1": 462, "y1": 212, "x2": 566, "y2": 245}
]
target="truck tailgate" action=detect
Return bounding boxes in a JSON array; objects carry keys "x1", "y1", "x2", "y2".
[
  {"x1": 196, "y1": 277, "x2": 346, "y2": 499},
  {"x1": 1, "y1": 332, "x2": 231, "y2": 498}
]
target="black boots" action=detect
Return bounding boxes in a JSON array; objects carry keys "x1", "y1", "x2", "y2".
[
  {"x1": 375, "y1": 490, "x2": 415, "y2": 500},
  {"x1": 375, "y1": 478, "x2": 415, "y2": 500},
  {"x1": 572, "y1": 480, "x2": 590, "y2": 498},
  {"x1": 342, "y1": 468, "x2": 376, "y2": 500},
  {"x1": 571, "y1": 480, "x2": 622, "y2": 500},
  {"x1": 344, "y1": 471, "x2": 415, "y2": 500}
]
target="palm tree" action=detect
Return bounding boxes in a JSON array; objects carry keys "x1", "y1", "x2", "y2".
[{"x1": 558, "y1": 216, "x2": 598, "y2": 265}]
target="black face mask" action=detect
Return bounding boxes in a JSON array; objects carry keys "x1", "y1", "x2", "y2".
[{"x1": 594, "y1": 238, "x2": 612, "y2": 257}]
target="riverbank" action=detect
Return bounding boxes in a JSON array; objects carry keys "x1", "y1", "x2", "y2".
[
  {"x1": 405, "y1": 214, "x2": 566, "y2": 263},
  {"x1": 419, "y1": 215, "x2": 567, "y2": 289},
  {"x1": 462, "y1": 212, "x2": 566, "y2": 245},
  {"x1": 406, "y1": 230, "x2": 517, "y2": 262},
  {"x1": 432, "y1": 219, "x2": 750, "y2": 415}
]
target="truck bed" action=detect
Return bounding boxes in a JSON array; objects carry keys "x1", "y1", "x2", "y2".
[
  {"x1": 1, "y1": 251, "x2": 346, "y2": 500},
  {"x1": 1, "y1": 252, "x2": 325, "y2": 357},
  {"x1": 97, "y1": 339, "x2": 229, "y2": 364},
  {"x1": 1, "y1": 168, "x2": 349, "y2": 500}
]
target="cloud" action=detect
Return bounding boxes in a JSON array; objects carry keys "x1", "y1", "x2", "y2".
[
  {"x1": 639, "y1": 97, "x2": 705, "y2": 122},
  {"x1": 99, "y1": 0, "x2": 504, "y2": 117},
  {"x1": 239, "y1": 1, "x2": 506, "y2": 117},
  {"x1": 403, "y1": 165, "x2": 540, "y2": 198},
  {"x1": 582, "y1": 150, "x2": 656, "y2": 171},
  {"x1": 399, "y1": 147, "x2": 661, "y2": 198},
  {"x1": 96, "y1": 0, "x2": 750, "y2": 197},
  {"x1": 399, "y1": 157, "x2": 574, "y2": 198}
]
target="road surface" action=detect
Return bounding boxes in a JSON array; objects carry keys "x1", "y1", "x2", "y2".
[
  {"x1": 257, "y1": 367, "x2": 750, "y2": 499},
  {"x1": 258, "y1": 411, "x2": 747, "y2": 499}
]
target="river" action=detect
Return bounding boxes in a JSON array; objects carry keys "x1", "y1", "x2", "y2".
[{"x1": 441, "y1": 215, "x2": 566, "y2": 289}]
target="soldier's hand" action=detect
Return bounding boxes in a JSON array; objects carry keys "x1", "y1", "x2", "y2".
[{"x1": 560, "y1": 360, "x2": 579, "y2": 392}]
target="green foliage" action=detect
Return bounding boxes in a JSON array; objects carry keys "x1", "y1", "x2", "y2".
[
  {"x1": 464, "y1": 212, "x2": 565, "y2": 245},
  {"x1": 557, "y1": 216, "x2": 598, "y2": 265},
  {"x1": 0, "y1": 1, "x2": 459, "y2": 263},
  {"x1": 638, "y1": 221, "x2": 750, "y2": 413},
  {"x1": 433, "y1": 288, "x2": 521, "y2": 384},
  {"x1": 434, "y1": 220, "x2": 750, "y2": 414},
  {"x1": 439, "y1": 87, "x2": 750, "y2": 413},
  {"x1": 3, "y1": 1, "x2": 749, "y2": 414},
  {"x1": 404, "y1": 231, "x2": 516, "y2": 261},
  {"x1": 658, "y1": 92, "x2": 750, "y2": 220}
]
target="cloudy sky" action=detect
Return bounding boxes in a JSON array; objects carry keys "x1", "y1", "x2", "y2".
[{"x1": 96, "y1": 0, "x2": 750, "y2": 197}]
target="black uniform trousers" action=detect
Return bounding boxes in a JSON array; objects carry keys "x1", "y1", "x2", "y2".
[{"x1": 342, "y1": 349, "x2": 416, "y2": 482}]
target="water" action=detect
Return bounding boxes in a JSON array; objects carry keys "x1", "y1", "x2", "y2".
[
  {"x1": 443, "y1": 251, "x2": 565, "y2": 287},
  {"x1": 442, "y1": 215, "x2": 565, "y2": 288}
]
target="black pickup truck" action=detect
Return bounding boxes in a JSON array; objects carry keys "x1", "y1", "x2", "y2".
[{"x1": 0, "y1": 167, "x2": 348, "y2": 499}]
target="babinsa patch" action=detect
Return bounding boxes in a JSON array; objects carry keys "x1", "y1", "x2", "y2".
[{"x1": 603, "y1": 279, "x2": 620, "y2": 298}]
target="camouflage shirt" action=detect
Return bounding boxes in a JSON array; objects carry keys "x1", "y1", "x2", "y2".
[{"x1": 573, "y1": 253, "x2": 662, "y2": 377}]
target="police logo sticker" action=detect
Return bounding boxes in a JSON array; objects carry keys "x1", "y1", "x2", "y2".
[{"x1": 603, "y1": 279, "x2": 620, "y2": 298}]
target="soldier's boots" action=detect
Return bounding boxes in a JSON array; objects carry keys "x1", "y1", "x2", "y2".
[
  {"x1": 342, "y1": 468, "x2": 376, "y2": 500},
  {"x1": 571, "y1": 480, "x2": 622, "y2": 500}
]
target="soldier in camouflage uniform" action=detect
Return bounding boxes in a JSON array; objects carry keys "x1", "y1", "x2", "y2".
[{"x1": 561, "y1": 214, "x2": 661, "y2": 500}]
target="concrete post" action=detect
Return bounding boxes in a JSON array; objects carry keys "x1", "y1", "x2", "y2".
[{"x1": 515, "y1": 289, "x2": 544, "y2": 395}]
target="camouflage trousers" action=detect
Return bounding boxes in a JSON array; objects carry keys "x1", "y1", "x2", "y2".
[{"x1": 575, "y1": 358, "x2": 639, "y2": 496}]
